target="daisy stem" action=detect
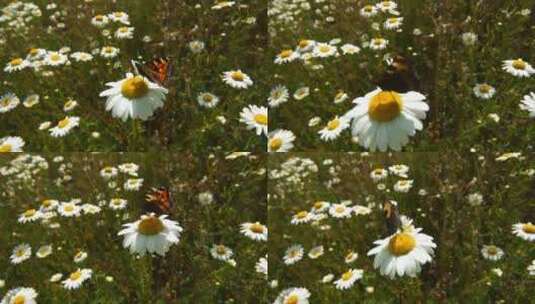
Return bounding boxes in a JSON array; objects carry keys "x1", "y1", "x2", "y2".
[{"x1": 130, "y1": 119, "x2": 142, "y2": 150}]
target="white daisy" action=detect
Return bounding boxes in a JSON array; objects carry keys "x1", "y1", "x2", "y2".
[
  {"x1": 308, "y1": 245, "x2": 325, "y2": 259},
  {"x1": 367, "y1": 227, "x2": 437, "y2": 279},
  {"x1": 294, "y1": 87, "x2": 310, "y2": 100},
  {"x1": 100, "y1": 46, "x2": 120, "y2": 58},
  {"x1": 520, "y1": 92, "x2": 535, "y2": 117},
  {"x1": 240, "y1": 104, "x2": 268, "y2": 136},
  {"x1": 377, "y1": 1, "x2": 398, "y2": 12},
  {"x1": 393, "y1": 179, "x2": 413, "y2": 192},
  {"x1": 334, "y1": 268, "x2": 363, "y2": 290},
  {"x1": 26, "y1": 48, "x2": 47, "y2": 61},
  {"x1": 117, "y1": 213, "x2": 183, "y2": 256},
  {"x1": 322, "y1": 274, "x2": 334, "y2": 283},
  {"x1": 284, "y1": 244, "x2": 304, "y2": 265},
  {"x1": 57, "y1": 202, "x2": 82, "y2": 217},
  {"x1": 99, "y1": 73, "x2": 168, "y2": 121},
  {"x1": 91, "y1": 14, "x2": 109, "y2": 27},
  {"x1": 0, "y1": 287, "x2": 38, "y2": 304},
  {"x1": 50, "y1": 273, "x2": 63, "y2": 282},
  {"x1": 240, "y1": 222, "x2": 268, "y2": 241},
  {"x1": 512, "y1": 222, "x2": 535, "y2": 241},
  {"x1": 210, "y1": 244, "x2": 234, "y2": 262},
  {"x1": 74, "y1": 251, "x2": 88, "y2": 263},
  {"x1": 222, "y1": 70, "x2": 253, "y2": 89},
  {"x1": 18, "y1": 209, "x2": 41, "y2": 223},
  {"x1": 340, "y1": 44, "x2": 361, "y2": 55},
  {"x1": 62, "y1": 269, "x2": 92, "y2": 290},
  {"x1": 290, "y1": 210, "x2": 316, "y2": 225},
  {"x1": 527, "y1": 260, "x2": 535, "y2": 276},
  {"x1": 360, "y1": 5, "x2": 378, "y2": 17},
  {"x1": 10, "y1": 244, "x2": 32, "y2": 264},
  {"x1": 388, "y1": 164, "x2": 410, "y2": 177},
  {"x1": 118, "y1": 163, "x2": 139, "y2": 175},
  {"x1": 63, "y1": 99, "x2": 77, "y2": 112},
  {"x1": 329, "y1": 203, "x2": 353, "y2": 218},
  {"x1": 369, "y1": 38, "x2": 389, "y2": 50},
  {"x1": 310, "y1": 201, "x2": 330, "y2": 213},
  {"x1": 115, "y1": 26, "x2": 134, "y2": 39},
  {"x1": 108, "y1": 12, "x2": 130, "y2": 25},
  {"x1": 0, "y1": 136, "x2": 25, "y2": 152},
  {"x1": 312, "y1": 43, "x2": 337, "y2": 58},
  {"x1": 4, "y1": 57, "x2": 30, "y2": 72},
  {"x1": 82, "y1": 204, "x2": 102, "y2": 215},
  {"x1": 481, "y1": 245, "x2": 504, "y2": 261},
  {"x1": 370, "y1": 168, "x2": 389, "y2": 182},
  {"x1": 473, "y1": 83, "x2": 495, "y2": 99},
  {"x1": 345, "y1": 251, "x2": 359, "y2": 263},
  {"x1": 255, "y1": 255, "x2": 268, "y2": 278},
  {"x1": 109, "y1": 198, "x2": 128, "y2": 210},
  {"x1": 100, "y1": 166, "x2": 118, "y2": 179},
  {"x1": 502, "y1": 58, "x2": 535, "y2": 77},
  {"x1": 274, "y1": 49, "x2": 299, "y2": 64},
  {"x1": 36, "y1": 245, "x2": 53, "y2": 258},
  {"x1": 197, "y1": 92, "x2": 220, "y2": 108},
  {"x1": 318, "y1": 116, "x2": 349, "y2": 141},
  {"x1": 70, "y1": 52, "x2": 93, "y2": 62},
  {"x1": 22, "y1": 94, "x2": 39, "y2": 108},
  {"x1": 268, "y1": 129, "x2": 295, "y2": 152},
  {"x1": 124, "y1": 178, "x2": 143, "y2": 191},
  {"x1": 44, "y1": 52, "x2": 68, "y2": 66},
  {"x1": 273, "y1": 287, "x2": 310, "y2": 304},
  {"x1": 344, "y1": 88, "x2": 429, "y2": 152},
  {"x1": 296, "y1": 39, "x2": 316, "y2": 54},
  {"x1": 268, "y1": 85, "x2": 290, "y2": 108},
  {"x1": 384, "y1": 17, "x2": 403, "y2": 30},
  {"x1": 40, "y1": 199, "x2": 59, "y2": 212},
  {"x1": 0, "y1": 93, "x2": 20, "y2": 113},
  {"x1": 49, "y1": 116, "x2": 80, "y2": 137}
]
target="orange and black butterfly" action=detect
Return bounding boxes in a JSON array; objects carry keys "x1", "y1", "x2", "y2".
[
  {"x1": 384, "y1": 200, "x2": 401, "y2": 235},
  {"x1": 132, "y1": 57, "x2": 173, "y2": 87},
  {"x1": 376, "y1": 55, "x2": 418, "y2": 93},
  {"x1": 144, "y1": 187, "x2": 173, "y2": 215}
]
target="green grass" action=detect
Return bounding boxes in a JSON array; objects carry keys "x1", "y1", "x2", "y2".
[{"x1": 0, "y1": 152, "x2": 267, "y2": 303}]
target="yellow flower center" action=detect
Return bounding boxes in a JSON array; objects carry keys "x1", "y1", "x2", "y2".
[
  {"x1": 70, "y1": 270, "x2": 82, "y2": 281},
  {"x1": 57, "y1": 117, "x2": 70, "y2": 128},
  {"x1": 231, "y1": 71, "x2": 245, "y2": 81},
  {"x1": 216, "y1": 245, "x2": 227, "y2": 255},
  {"x1": 10, "y1": 58, "x2": 23, "y2": 66},
  {"x1": 114, "y1": 12, "x2": 124, "y2": 18},
  {"x1": 319, "y1": 45, "x2": 331, "y2": 53},
  {"x1": 368, "y1": 91, "x2": 403, "y2": 122},
  {"x1": 512, "y1": 59, "x2": 526, "y2": 70},
  {"x1": 364, "y1": 5, "x2": 374, "y2": 12},
  {"x1": 388, "y1": 232, "x2": 416, "y2": 256},
  {"x1": 285, "y1": 295, "x2": 298, "y2": 304},
  {"x1": 298, "y1": 40, "x2": 309, "y2": 48},
  {"x1": 254, "y1": 114, "x2": 268, "y2": 125},
  {"x1": 346, "y1": 252, "x2": 355, "y2": 260},
  {"x1": 138, "y1": 217, "x2": 164, "y2": 235},
  {"x1": 64, "y1": 204, "x2": 74, "y2": 212},
  {"x1": 16, "y1": 249, "x2": 25, "y2": 257},
  {"x1": 121, "y1": 76, "x2": 149, "y2": 99},
  {"x1": 75, "y1": 252, "x2": 83, "y2": 259},
  {"x1": 95, "y1": 15, "x2": 104, "y2": 21},
  {"x1": 342, "y1": 270, "x2": 353, "y2": 281},
  {"x1": 50, "y1": 54, "x2": 61, "y2": 62},
  {"x1": 42, "y1": 200, "x2": 53, "y2": 207},
  {"x1": 479, "y1": 84, "x2": 491, "y2": 93},
  {"x1": 486, "y1": 246, "x2": 497, "y2": 255},
  {"x1": 279, "y1": 49, "x2": 293, "y2": 58},
  {"x1": 327, "y1": 118, "x2": 340, "y2": 131},
  {"x1": 29, "y1": 48, "x2": 39, "y2": 55},
  {"x1": 0, "y1": 143, "x2": 12, "y2": 152},
  {"x1": 13, "y1": 295, "x2": 26, "y2": 304},
  {"x1": 313, "y1": 202, "x2": 323, "y2": 210},
  {"x1": 0, "y1": 97, "x2": 11, "y2": 107},
  {"x1": 335, "y1": 206, "x2": 345, "y2": 213},
  {"x1": 522, "y1": 223, "x2": 535, "y2": 234},
  {"x1": 119, "y1": 27, "x2": 128, "y2": 33},
  {"x1": 203, "y1": 94, "x2": 213, "y2": 102},
  {"x1": 296, "y1": 211, "x2": 308, "y2": 219},
  {"x1": 24, "y1": 209, "x2": 36, "y2": 217},
  {"x1": 250, "y1": 223, "x2": 264, "y2": 234},
  {"x1": 269, "y1": 138, "x2": 283, "y2": 151}
]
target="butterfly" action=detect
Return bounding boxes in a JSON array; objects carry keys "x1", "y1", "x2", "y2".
[
  {"x1": 376, "y1": 54, "x2": 418, "y2": 93},
  {"x1": 383, "y1": 200, "x2": 401, "y2": 235},
  {"x1": 144, "y1": 187, "x2": 173, "y2": 215},
  {"x1": 131, "y1": 57, "x2": 173, "y2": 87}
]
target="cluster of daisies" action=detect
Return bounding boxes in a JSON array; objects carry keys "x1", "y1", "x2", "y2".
[{"x1": 267, "y1": 1, "x2": 431, "y2": 151}]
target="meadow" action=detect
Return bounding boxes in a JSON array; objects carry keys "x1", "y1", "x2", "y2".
[
  {"x1": 0, "y1": 0, "x2": 267, "y2": 152},
  {"x1": 267, "y1": 0, "x2": 535, "y2": 152},
  {"x1": 268, "y1": 152, "x2": 535, "y2": 302},
  {"x1": 0, "y1": 152, "x2": 268, "y2": 303}
]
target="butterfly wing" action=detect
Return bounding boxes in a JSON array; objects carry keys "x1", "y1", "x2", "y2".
[
  {"x1": 376, "y1": 55, "x2": 417, "y2": 93},
  {"x1": 140, "y1": 57, "x2": 172, "y2": 87},
  {"x1": 144, "y1": 187, "x2": 173, "y2": 215}
]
